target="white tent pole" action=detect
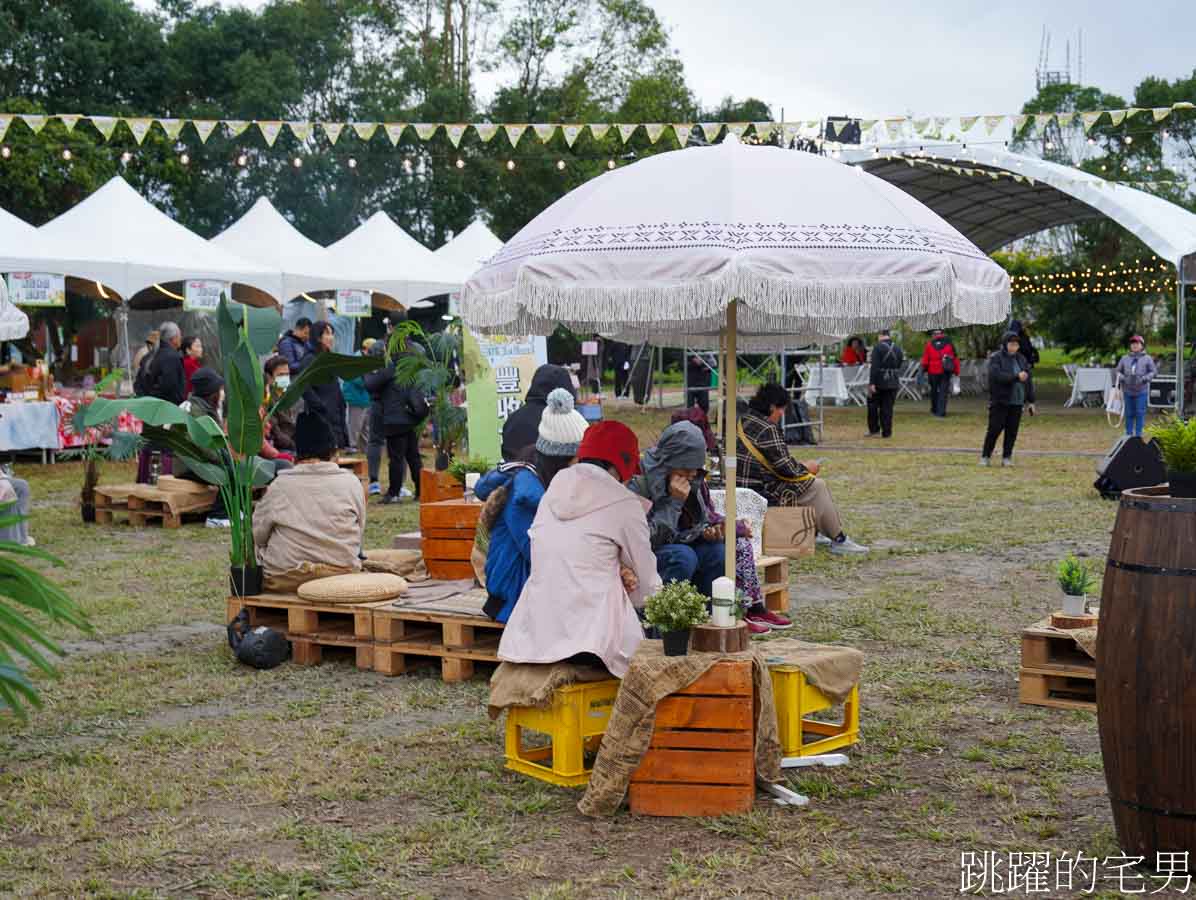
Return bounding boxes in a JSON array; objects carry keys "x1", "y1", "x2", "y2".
[
  {"x1": 1178, "y1": 273, "x2": 1187, "y2": 416},
  {"x1": 723, "y1": 299, "x2": 738, "y2": 580},
  {"x1": 117, "y1": 300, "x2": 132, "y2": 396}
]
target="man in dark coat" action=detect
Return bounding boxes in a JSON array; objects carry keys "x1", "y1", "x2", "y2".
[
  {"x1": 686, "y1": 353, "x2": 713, "y2": 412},
  {"x1": 981, "y1": 331, "x2": 1036, "y2": 467},
  {"x1": 147, "y1": 321, "x2": 186, "y2": 405},
  {"x1": 277, "y1": 318, "x2": 312, "y2": 370},
  {"x1": 365, "y1": 352, "x2": 429, "y2": 503},
  {"x1": 501, "y1": 364, "x2": 576, "y2": 461},
  {"x1": 866, "y1": 329, "x2": 903, "y2": 438}
]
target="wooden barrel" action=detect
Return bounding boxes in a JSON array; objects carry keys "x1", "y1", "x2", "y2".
[{"x1": 1097, "y1": 485, "x2": 1196, "y2": 858}]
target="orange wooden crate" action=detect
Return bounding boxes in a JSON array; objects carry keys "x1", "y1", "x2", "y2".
[
  {"x1": 629, "y1": 659, "x2": 755, "y2": 817},
  {"x1": 420, "y1": 469, "x2": 464, "y2": 503},
  {"x1": 419, "y1": 499, "x2": 482, "y2": 580}
]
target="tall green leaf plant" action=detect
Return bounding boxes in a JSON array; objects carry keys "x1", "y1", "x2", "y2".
[{"x1": 388, "y1": 320, "x2": 466, "y2": 467}]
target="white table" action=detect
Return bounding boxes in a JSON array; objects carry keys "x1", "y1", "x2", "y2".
[
  {"x1": 801, "y1": 367, "x2": 851, "y2": 404},
  {"x1": 0, "y1": 401, "x2": 60, "y2": 452},
  {"x1": 1065, "y1": 368, "x2": 1113, "y2": 408}
]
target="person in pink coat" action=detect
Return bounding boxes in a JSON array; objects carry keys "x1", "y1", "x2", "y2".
[{"x1": 497, "y1": 421, "x2": 661, "y2": 677}]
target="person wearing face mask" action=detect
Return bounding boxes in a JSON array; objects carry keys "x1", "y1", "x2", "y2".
[
  {"x1": 174, "y1": 367, "x2": 234, "y2": 528},
  {"x1": 263, "y1": 355, "x2": 297, "y2": 454},
  {"x1": 628, "y1": 420, "x2": 725, "y2": 597}
]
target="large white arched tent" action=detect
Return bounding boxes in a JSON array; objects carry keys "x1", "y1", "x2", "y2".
[
  {"x1": 434, "y1": 219, "x2": 503, "y2": 282},
  {"x1": 843, "y1": 144, "x2": 1196, "y2": 409}
]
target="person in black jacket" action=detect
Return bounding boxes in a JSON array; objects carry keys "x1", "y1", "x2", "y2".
[
  {"x1": 299, "y1": 321, "x2": 349, "y2": 450},
  {"x1": 501, "y1": 364, "x2": 576, "y2": 461},
  {"x1": 685, "y1": 353, "x2": 713, "y2": 412},
  {"x1": 147, "y1": 321, "x2": 185, "y2": 405},
  {"x1": 866, "y1": 329, "x2": 903, "y2": 438},
  {"x1": 364, "y1": 351, "x2": 429, "y2": 503},
  {"x1": 1008, "y1": 319, "x2": 1039, "y2": 368},
  {"x1": 277, "y1": 318, "x2": 312, "y2": 370},
  {"x1": 981, "y1": 331, "x2": 1036, "y2": 467}
]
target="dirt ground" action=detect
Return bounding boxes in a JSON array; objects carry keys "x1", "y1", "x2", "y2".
[{"x1": 0, "y1": 386, "x2": 1178, "y2": 898}]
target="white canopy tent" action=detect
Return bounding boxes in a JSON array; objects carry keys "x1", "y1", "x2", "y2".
[
  {"x1": 210, "y1": 197, "x2": 376, "y2": 302},
  {"x1": 325, "y1": 211, "x2": 462, "y2": 306},
  {"x1": 434, "y1": 219, "x2": 504, "y2": 282},
  {"x1": 0, "y1": 274, "x2": 30, "y2": 341},
  {"x1": 0, "y1": 177, "x2": 283, "y2": 301},
  {"x1": 844, "y1": 144, "x2": 1196, "y2": 409}
]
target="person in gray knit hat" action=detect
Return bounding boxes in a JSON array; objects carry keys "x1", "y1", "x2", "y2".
[{"x1": 474, "y1": 388, "x2": 589, "y2": 622}]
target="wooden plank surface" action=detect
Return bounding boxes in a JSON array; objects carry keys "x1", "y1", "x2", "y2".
[
  {"x1": 675, "y1": 660, "x2": 753, "y2": 696},
  {"x1": 421, "y1": 538, "x2": 475, "y2": 560},
  {"x1": 629, "y1": 783, "x2": 754, "y2": 817},
  {"x1": 649, "y1": 729, "x2": 754, "y2": 751},
  {"x1": 633, "y1": 748, "x2": 754, "y2": 785},
  {"x1": 656, "y1": 696, "x2": 753, "y2": 731}
]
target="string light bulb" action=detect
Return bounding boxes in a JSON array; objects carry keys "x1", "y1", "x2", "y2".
[
  {"x1": 62, "y1": 149, "x2": 72, "y2": 161},
  {"x1": 347, "y1": 157, "x2": 357, "y2": 169},
  {"x1": 556, "y1": 159, "x2": 566, "y2": 171},
  {"x1": 1124, "y1": 135, "x2": 1133, "y2": 145},
  {"x1": 236, "y1": 153, "x2": 248, "y2": 166},
  {"x1": 179, "y1": 153, "x2": 190, "y2": 165},
  {"x1": 0, "y1": 146, "x2": 9, "y2": 160},
  {"x1": 292, "y1": 156, "x2": 302, "y2": 169},
  {"x1": 121, "y1": 151, "x2": 132, "y2": 164},
  {"x1": 403, "y1": 158, "x2": 413, "y2": 174},
  {"x1": 607, "y1": 159, "x2": 615, "y2": 170},
  {"x1": 455, "y1": 158, "x2": 465, "y2": 169},
  {"x1": 506, "y1": 160, "x2": 515, "y2": 171}
]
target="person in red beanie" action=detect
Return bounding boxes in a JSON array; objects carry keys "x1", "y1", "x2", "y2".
[{"x1": 497, "y1": 420, "x2": 660, "y2": 677}]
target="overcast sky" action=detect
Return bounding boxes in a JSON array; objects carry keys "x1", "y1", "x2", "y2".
[{"x1": 137, "y1": 0, "x2": 1192, "y2": 119}]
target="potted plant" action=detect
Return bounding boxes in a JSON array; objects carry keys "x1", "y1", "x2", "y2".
[
  {"x1": 1146, "y1": 415, "x2": 1196, "y2": 498},
  {"x1": 1057, "y1": 554, "x2": 1095, "y2": 617},
  {"x1": 389, "y1": 320, "x2": 466, "y2": 471},
  {"x1": 77, "y1": 297, "x2": 382, "y2": 597},
  {"x1": 447, "y1": 456, "x2": 495, "y2": 486},
  {"x1": 61, "y1": 370, "x2": 141, "y2": 522},
  {"x1": 644, "y1": 580, "x2": 710, "y2": 656}
]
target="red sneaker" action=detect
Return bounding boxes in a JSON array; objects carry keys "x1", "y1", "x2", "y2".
[
  {"x1": 749, "y1": 610, "x2": 793, "y2": 630},
  {"x1": 745, "y1": 618, "x2": 770, "y2": 636}
]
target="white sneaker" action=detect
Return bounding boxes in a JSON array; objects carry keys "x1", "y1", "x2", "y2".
[
  {"x1": 22, "y1": 536, "x2": 35, "y2": 547},
  {"x1": 829, "y1": 536, "x2": 869, "y2": 556},
  {"x1": 205, "y1": 517, "x2": 231, "y2": 529},
  {"x1": 399, "y1": 487, "x2": 413, "y2": 499},
  {"x1": 979, "y1": 456, "x2": 991, "y2": 467},
  {"x1": 815, "y1": 533, "x2": 833, "y2": 547},
  {"x1": 1002, "y1": 457, "x2": 1014, "y2": 467}
]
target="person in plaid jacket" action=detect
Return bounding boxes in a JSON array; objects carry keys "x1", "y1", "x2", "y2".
[{"x1": 736, "y1": 384, "x2": 868, "y2": 556}]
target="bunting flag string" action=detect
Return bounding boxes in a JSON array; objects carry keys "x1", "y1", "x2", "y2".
[
  {"x1": 891, "y1": 154, "x2": 1188, "y2": 191},
  {"x1": 0, "y1": 102, "x2": 1188, "y2": 151}
]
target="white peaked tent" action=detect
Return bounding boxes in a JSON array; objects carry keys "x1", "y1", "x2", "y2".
[
  {"x1": 0, "y1": 177, "x2": 282, "y2": 301},
  {"x1": 434, "y1": 219, "x2": 504, "y2": 282},
  {"x1": 210, "y1": 197, "x2": 375, "y2": 302},
  {"x1": 325, "y1": 211, "x2": 462, "y2": 305},
  {"x1": 0, "y1": 208, "x2": 42, "y2": 340}
]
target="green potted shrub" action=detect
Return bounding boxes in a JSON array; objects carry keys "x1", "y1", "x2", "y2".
[
  {"x1": 77, "y1": 297, "x2": 382, "y2": 596},
  {"x1": 388, "y1": 320, "x2": 466, "y2": 471},
  {"x1": 644, "y1": 580, "x2": 710, "y2": 656},
  {"x1": 61, "y1": 370, "x2": 141, "y2": 522},
  {"x1": 1146, "y1": 415, "x2": 1196, "y2": 498},
  {"x1": 1057, "y1": 554, "x2": 1095, "y2": 616}
]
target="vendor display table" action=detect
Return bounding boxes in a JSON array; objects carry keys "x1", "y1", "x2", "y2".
[
  {"x1": 1065, "y1": 367, "x2": 1113, "y2": 408},
  {"x1": 0, "y1": 401, "x2": 59, "y2": 454}
]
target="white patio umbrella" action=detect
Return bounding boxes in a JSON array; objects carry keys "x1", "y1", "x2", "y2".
[{"x1": 462, "y1": 135, "x2": 1010, "y2": 578}]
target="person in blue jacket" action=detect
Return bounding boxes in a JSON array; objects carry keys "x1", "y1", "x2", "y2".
[{"x1": 475, "y1": 388, "x2": 588, "y2": 623}]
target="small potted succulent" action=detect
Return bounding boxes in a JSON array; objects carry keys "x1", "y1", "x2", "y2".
[
  {"x1": 1057, "y1": 554, "x2": 1095, "y2": 617},
  {"x1": 1146, "y1": 415, "x2": 1196, "y2": 498},
  {"x1": 644, "y1": 580, "x2": 710, "y2": 656}
]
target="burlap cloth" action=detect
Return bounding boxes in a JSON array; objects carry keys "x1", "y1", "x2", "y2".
[
  {"x1": 1033, "y1": 617, "x2": 1098, "y2": 659},
  {"x1": 362, "y1": 548, "x2": 428, "y2": 582},
  {"x1": 577, "y1": 641, "x2": 783, "y2": 818},
  {"x1": 487, "y1": 662, "x2": 613, "y2": 720},
  {"x1": 754, "y1": 637, "x2": 864, "y2": 704}
]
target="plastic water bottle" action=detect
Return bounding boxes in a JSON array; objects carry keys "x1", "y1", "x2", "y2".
[{"x1": 149, "y1": 452, "x2": 161, "y2": 486}]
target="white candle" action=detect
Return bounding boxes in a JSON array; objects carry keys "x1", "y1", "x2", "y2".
[{"x1": 711, "y1": 576, "x2": 735, "y2": 627}]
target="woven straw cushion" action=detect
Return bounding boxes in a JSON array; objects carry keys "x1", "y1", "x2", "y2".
[
  {"x1": 297, "y1": 572, "x2": 408, "y2": 604},
  {"x1": 361, "y1": 548, "x2": 423, "y2": 577}
]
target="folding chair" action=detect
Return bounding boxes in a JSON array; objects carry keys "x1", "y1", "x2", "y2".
[
  {"x1": 897, "y1": 360, "x2": 922, "y2": 401},
  {"x1": 844, "y1": 366, "x2": 870, "y2": 407}
]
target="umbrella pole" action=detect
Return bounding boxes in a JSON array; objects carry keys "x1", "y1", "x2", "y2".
[{"x1": 724, "y1": 300, "x2": 738, "y2": 581}]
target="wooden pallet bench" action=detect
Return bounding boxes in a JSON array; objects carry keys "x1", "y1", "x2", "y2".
[
  {"x1": 372, "y1": 594, "x2": 502, "y2": 682},
  {"x1": 335, "y1": 455, "x2": 369, "y2": 481},
  {"x1": 1019, "y1": 624, "x2": 1096, "y2": 712},
  {"x1": 226, "y1": 593, "x2": 388, "y2": 671},
  {"x1": 758, "y1": 555, "x2": 789, "y2": 613},
  {"x1": 95, "y1": 477, "x2": 216, "y2": 528}
]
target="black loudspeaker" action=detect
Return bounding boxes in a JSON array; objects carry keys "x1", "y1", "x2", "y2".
[{"x1": 1093, "y1": 436, "x2": 1166, "y2": 499}]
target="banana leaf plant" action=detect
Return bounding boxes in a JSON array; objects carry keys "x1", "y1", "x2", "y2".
[
  {"x1": 60, "y1": 369, "x2": 142, "y2": 513},
  {"x1": 0, "y1": 508, "x2": 92, "y2": 719},
  {"x1": 388, "y1": 320, "x2": 466, "y2": 469},
  {"x1": 77, "y1": 296, "x2": 383, "y2": 570}
]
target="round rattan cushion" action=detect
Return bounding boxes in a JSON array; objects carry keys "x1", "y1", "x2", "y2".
[
  {"x1": 361, "y1": 548, "x2": 423, "y2": 577},
  {"x1": 297, "y1": 572, "x2": 408, "y2": 604}
]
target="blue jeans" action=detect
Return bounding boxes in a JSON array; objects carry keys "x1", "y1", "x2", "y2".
[
  {"x1": 1124, "y1": 391, "x2": 1148, "y2": 437},
  {"x1": 656, "y1": 540, "x2": 725, "y2": 597}
]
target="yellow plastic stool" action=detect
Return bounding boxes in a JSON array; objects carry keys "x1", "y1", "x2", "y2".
[
  {"x1": 770, "y1": 664, "x2": 859, "y2": 757},
  {"x1": 504, "y1": 678, "x2": 620, "y2": 786}
]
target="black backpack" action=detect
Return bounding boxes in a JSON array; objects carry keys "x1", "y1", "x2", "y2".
[
  {"x1": 941, "y1": 349, "x2": 957, "y2": 376},
  {"x1": 227, "y1": 608, "x2": 290, "y2": 669}
]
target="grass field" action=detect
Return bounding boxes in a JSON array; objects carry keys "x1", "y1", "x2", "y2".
[{"x1": 0, "y1": 381, "x2": 1158, "y2": 898}]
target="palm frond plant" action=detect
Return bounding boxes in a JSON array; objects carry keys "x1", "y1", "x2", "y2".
[
  {"x1": 0, "y1": 507, "x2": 91, "y2": 719},
  {"x1": 77, "y1": 297, "x2": 383, "y2": 592},
  {"x1": 60, "y1": 369, "x2": 142, "y2": 520},
  {"x1": 388, "y1": 320, "x2": 466, "y2": 469}
]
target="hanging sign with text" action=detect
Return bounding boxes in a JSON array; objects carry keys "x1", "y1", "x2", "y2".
[
  {"x1": 184, "y1": 280, "x2": 229, "y2": 312},
  {"x1": 7, "y1": 273, "x2": 65, "y2": 307},
  {"x1": 336, "y1": 289, "x2": 372, "y2": 318}
]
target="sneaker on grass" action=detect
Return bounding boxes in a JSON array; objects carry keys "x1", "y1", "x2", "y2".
[
  {"x1": 749, "y1": 609, "x2": 793, "y2": 629},
  {"x1": 815, "y1": 532, "x2": 833, "y2": 548},
  {"x1": 979, "y1": 456, "x2": 991, "y2": 467},
  {"x1": 368, "y1": 481, "x2": 382, "y2": 496},
  {"x1": 745, "y1": 618, "x2": 771, "y2": 636},
  {"x1": 829, "y1": 536, "x2": 868, "y2": 556},
  {"x1": 399, "y1": 486, "x2": 413, "y2": 499},
  {"x1": 1002, "y1": 457, "x2": 1015, "y2": 467}
]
